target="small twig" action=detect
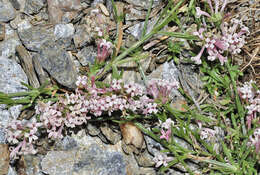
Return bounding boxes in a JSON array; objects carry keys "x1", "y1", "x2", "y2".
[{"x1": 241, "y1": 46, "x2": 259, "y2": 72}]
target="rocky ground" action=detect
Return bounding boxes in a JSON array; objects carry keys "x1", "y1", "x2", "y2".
[{"x1": 0, "y1": 0, "x2": 259, "y2": 175}]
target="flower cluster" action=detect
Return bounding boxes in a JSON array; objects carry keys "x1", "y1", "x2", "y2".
[
  {"x1": 159, "y1": 119, "x2": 174, "y2": 142},
  {"x1": 6, "y1": 118, "x2": 42, "y2": 159},
  {"x1": 192, "y1": 0, "x2": 249, "y2": 65},
  {"x1": 6, "y1": 76, "x2": 166, "y2": 159},
  {"x1": 248, "y1": 128, "x2": 260, "y2": 153},
  {"x1": 238, "y1": 80, "x2": 260, "y2": 129},
  {"x1": 97, "y1": 39, "x2": 113, "y2": 63},
  {"x1": 199, "y1": 127, "x2": 216, "y2": 140},
  {"x1": 147, "y1": 79, "x2": 179, "y2": 104},
  {"x1": 153, "y1": 152, "x2": 173, "y2": 168}
]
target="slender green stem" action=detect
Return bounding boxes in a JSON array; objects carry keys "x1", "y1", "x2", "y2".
[
  {"x1": 141, "y1": 0, "x2": 154, "y2": 38},
  {"x1": 226, "y1": 62, "x2": 246, "y2": 135},
  {"x1": 97, "y1": 0, "x2": 185, "y2": 79}
]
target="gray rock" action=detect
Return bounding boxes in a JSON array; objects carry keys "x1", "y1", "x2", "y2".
[
  {"x1": 0, "y1": 24, "x2": 21, "y2": 58},
  {"x1": 41, "y1": 144, "x2": 127, "y2": 175},
  {"x1": 47, "y1": 0, "x2": 81, "y2": 24},
  {"x1": 7, "y1": 166, "x2": 17, "y2": 175},
  {"x1": 55, "y1": 136, "x2": 78, "y2": 150},
  {"x1": 73, "y1": 144, "x2": 126, "y2": 175},
  {"x1": 76, "y1": 45, "x2": 96, "y2": 66},
  {"x1": 126, "y1": 17, "x2": 158, "y2": 40},
  {"x1": 24, "y1": 0, "x2": 45, "y2": 15},
  {"x1": 36, "y1": 40, "x2": 78, "y2": 88},
  {"x1": 54, "y1": 23, "x2": 74, "y2": 39},
  {"x1": 41, "y1": 150, "x2": 77, "y2": 175},
  {"x1": 54, "y1": 23, "x2": 75, "y2": 48},
  {"x1": 9, "y1": 0, "x2": 20, "y2": 10},
  {"x1": 134, "y1": 149, "x2": 155, "y2": 167},
  {"x1": 73, "y1": 25, "x2": 92, "y2": 48},
  {"x1": 91, "y1": 0, "x2": 104, "y2": 7},
  {"x1": 18, "y1": 25, "x2": 53, "y2": 52},
  {"x1": 125, "y1": 7, "x2": 146, "y2": 21},
  {"x1": 0, "y1": 128, "x2": 6, "y2": 143},
  {"x1": 23, "y1": 155, "x2": 44, "y2": 175},
  {"x1": 144, "y1": 135, "x2": 163, "y2": 156},
  {"x1": 147, "y1": 60, "x2": 182, "y2": 99},
  {"x1": 124, "y1": 0, "x2": 162, "y2": 9},
  {"x1": 100, "y1": 124, "x2": 121, "y2": 145},
  {"x1": 0, "y1": 56, "x2": 28, "y2": 126},
  {"x1": 0, "y1": 0, "x2": 16, "y2": 22},
  {"x1": 87, "y1": 123, "x2": 100, "y2": 136}
]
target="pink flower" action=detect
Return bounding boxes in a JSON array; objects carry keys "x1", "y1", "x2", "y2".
[
  {"x1": 191, "y1": 46, "x2": 205, "y2": 64},
  {"x1": 153, "y1": 153, "x2": 173, "y2": 168},
  {"x1": 97, "y1": 39, "x2": 113, "y2": 63},
  {"x1": 160, "y1": 129, "x2": 171, "y2": 142},
  {"x1": 24, "y1": 131, "x2": 38, "y2": 143},
  {"x1": 161, "y1": 119, "x2": 174, "y2": 130},
  {"x1": 195, "y1": 7, "x2": 211, "y2": 18}
]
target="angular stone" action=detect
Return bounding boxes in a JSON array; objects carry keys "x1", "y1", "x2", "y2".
[
  {"x1": 0, "y1": 144, "x2": 10, "y2": 175},
  {"x1": 73, "y1": 24, "x2": 92, "y2": 48},
  {"x1": 55, "y1": 136, "x2": 78, "y2": 151},
  {"x1": 16, "y1": 45, "x2": 40, "y2": 88},
  {"x1": 17, "y1": 25, "x2": 53, "y2": 52},
  {"x1": 24, "y1": 0, "x2": 45, "y2": 15},
  {"x1": 0, "y1": 24, "x2": 21, "y2": 58},
  {"x1": 134, "y1": 149, "x2": 155, "y2": 167},
  {"x1": 54, "y1": 23, "x2": 75, "y2": 40},
  {"x1": 124, "y1": 0, "x2": 162, "y2": 9},
  {"x1": 0, "y1": 128, "x2": 6, "y2": 144},
  {"x1": 144, "y1": 135, "x2": 163, "y2": 156},
  {"x1": 76, "y1": 46, "x2": 96, "y2": 66},
  {"x1": 23, "y1": 155, "x2": 43, "y2": 175},
  {"x1": 9, "y1": 0, "x2": 20, "y2": 10},
  {"x1": 41, "y1": 150, "x2": 77, "y2": 175},
  {"x1": 47, "y1": 0, "x2": 81, "y2": 24},
  {"x1": 100, "y1": 124, "x2": 121, "y2": 144},
  {"x1": 86, "y1": 123, "x2": 100, "y2": 136},
  {"x1": 36, "y1": 40, "x2": 78, "y2": 88},
  {"x1": 0, "y1": 0, "x2": 16, "y2": 22},
  {"x1": 0, "y1": 56, "x2": 28, "y2": 125}
]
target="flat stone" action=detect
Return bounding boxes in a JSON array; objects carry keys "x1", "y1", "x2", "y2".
[
  {"x1": 0, "y1": 144, "x2": 10, "y2": 175},
  {"x1": 0, "y1": 128, "x2": 6, "y2": 144},
  {"x1": 24, "y1": 0, "x2": 45, "y2": 15},
  {"x1": 7, "y1": 167, "x2": 17, "y2": 175},
  {"x1": 144, "y1": 135, "x2": 163, "y2": 156},
  {"x1": 41, "y1": 150, "x2": 77, "y2": 175},
  {"x1": 76, "y1": 46, "x2": 96, "y2": 66},
  {"x1": 35, "y1": 40, "x2": 78, "y2": 88},
  {"x1": 73, "y1": 24, "x2": 92, "y2": 48},
  {"x1": 23, "y1": 155, "x2": 43, "y2": 175},
  {"x1": 54, "y1": 23, "x2": 75, "y2": 40},
  {"x1": 134, "y1": 149, "x2": 155, "y2": 167},
  {"x1": 9, "y1": 0, "x2": 20, "y2": 10},
  {"x1": 126, "y1": 17, "x2": 157, "y2": 40},
  {"x1": 124, "y1": 0, "x2": 162, "y2": 9},
  {"x1": 100, "y1": 124, "x2": 121, "y2": 145},
  {"x1": 17, "y1": 25, "x2": 53, "y2": 52},
  {"x1": 0, "y1": 0, "x2": 16, "y2": 22},
  {"x1": 47, "y1": 0, "x2": 81, "y2": 24},
  {"x1": 54, "y1": 23, "x2": 75, "y2": 48},
  {"x1": 86, "y1": 123, "x2": 100, "y2": 136},
  {"x1": 55, "y1": 136, "x2": 78, "y2": 151},
  {"x1": 0, "y1": 56, "x2": 28, "y2": 126},
  {"x1": 0, "y1": 24, "x2": 21, "y2": 58}
]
